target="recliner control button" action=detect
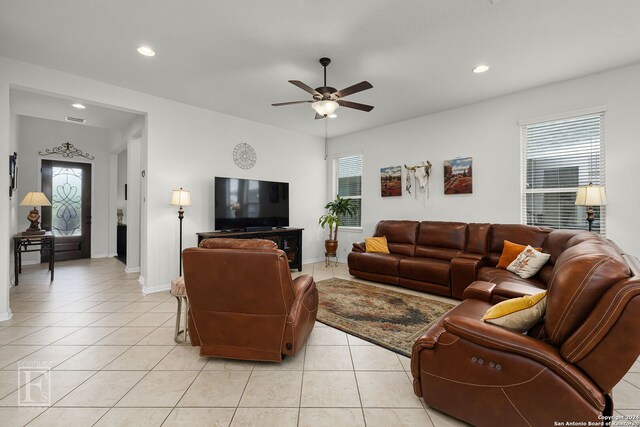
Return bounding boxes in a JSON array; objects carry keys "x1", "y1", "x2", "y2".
[
  {"x1": 478, "y1": 358, "x2": 484, "y2": 365},
  {"x1": 496, "y1": 364, "x2": 502, "y2": 371},
  {"x1": 471, "y1": 356, "x2": 478, "y2": 363}
]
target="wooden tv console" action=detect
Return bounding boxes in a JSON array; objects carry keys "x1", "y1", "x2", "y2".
[{"x1": 196, "y1": 227, "x2": 304, "y2": 271}]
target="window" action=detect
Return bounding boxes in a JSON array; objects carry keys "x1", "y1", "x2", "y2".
[
  {"x1": 336, "y1": 154, "x2": 362, "y2": 227},
  {"x1": 521, "y1": 113, "x2": 605, "y2": 234}
]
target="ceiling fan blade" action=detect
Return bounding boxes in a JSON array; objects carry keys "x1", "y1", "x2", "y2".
[
  {"x1": 336, "y1": 99, "x2": 374, "y2": 112},
  {"x1": 333, "y1": 81, "x2": 373, "y2": 98},
  {"x1": 271, "y1": 100, "x2": 313, "y2": 106},
  {"x1": 289, "y1": 80, "x2": 320, "y2": 96},
  {"x1": 315, "y1": 113, "x2": 324, "y2": 120}
]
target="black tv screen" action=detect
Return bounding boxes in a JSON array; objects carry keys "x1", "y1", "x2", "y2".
[{"x1": 214, "y1": 177, "x2": 289, "y2": 230}]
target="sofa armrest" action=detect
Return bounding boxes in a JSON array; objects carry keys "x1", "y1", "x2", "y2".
[
  {"x1": 442, "y1": 315, "x2": 606, "y2": 410},
  {"x1": 450, "y1": 255, "x2": 486, "y2": 299},
  {"x1": 352, "y1": 242, "x2": 366, "y2": 253},
  {"x1": 292, "y1": 275, "x2": 314, "y2": 297},
  {"x1": 462, "y1": 281, "x2": 497, "y2": 301}
]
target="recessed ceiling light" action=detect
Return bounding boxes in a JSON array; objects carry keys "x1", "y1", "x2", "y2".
[
  {"x1": 473, "y1": 64, "x2": 490, "y2": 74},
  {"x1": 137, "y1": 46, "x2": 155, "y2": 57},
  {"x1": 71, "y1": 103, "x2": 86, "y2": 109},
  {"x1": 328, "y1": 114, "x2": 337, "y2": 119}
]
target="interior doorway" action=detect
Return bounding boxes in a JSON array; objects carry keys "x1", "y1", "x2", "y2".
[{"x1": 41, "y1": 159, "x2": 92, "y2": 261}]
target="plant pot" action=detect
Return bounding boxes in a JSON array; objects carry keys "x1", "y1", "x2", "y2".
[{"x1": 324, "y1": 239, "x2": 338, "y2": 255}]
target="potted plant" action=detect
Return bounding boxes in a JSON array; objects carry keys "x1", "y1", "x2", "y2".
[{"x1": 318, "y1": 195, "x2": 357, "y2": 255}]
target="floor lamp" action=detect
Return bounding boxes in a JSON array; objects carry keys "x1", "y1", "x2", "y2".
[
  {"x1": 575, "y1": 183, "x2": 607, "y2": 232},
  {"x1": 171, "y1": 188, "x2": 191, "y2": 276}
]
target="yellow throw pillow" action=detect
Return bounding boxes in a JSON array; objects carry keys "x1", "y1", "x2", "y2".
[
  {"x1": 365, "y1": 236, "x2": 390, "y2": 254},
  {"x1": 482, "y1": 291, "x2": 547, "y2": 333}
]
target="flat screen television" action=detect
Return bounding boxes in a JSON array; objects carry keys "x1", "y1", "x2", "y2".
[{"x1": 214, "y1": 177, "x2": 289, "y2": 231}]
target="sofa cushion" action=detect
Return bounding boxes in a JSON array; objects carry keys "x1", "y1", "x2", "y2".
[
  {"x1": 477, "y1": 266, "x2": 545, "y2": 288},
  {"x1": 352, "y1": 253, "x2": 404, "y2": 277},
  {"x1": 545, "y1": 242, "x2": 630, "y2": 346},
  {"x1": 399, "y1": 257, "x2": 450, "y2": 286},
  {"x1": 374, "y1": 220, "x2": 419, "y2": 256},
  {"x1": 200, "y1": 238, "x2": 278, "y2": 250},
  {"x1": 466, "y1": 223, "x2": 491, "y2": 255},
  {"x1": 491, "y1": 281, "x2": 547, "y2": 301},
  {"x1": 415, "y1": 221, "x2": 465, "y2": 261},
  {"x1": 417, "y1": 221, "x2": 466, "y2": 249},
  {"x1": 487, "y1": 224, "x2": 552, "y2": 266}
]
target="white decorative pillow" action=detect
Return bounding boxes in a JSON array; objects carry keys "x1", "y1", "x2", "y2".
[{"x1": 507, "y1": 245, "x2": 550, "y2": 279}]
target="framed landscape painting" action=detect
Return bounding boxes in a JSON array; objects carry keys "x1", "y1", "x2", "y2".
[
  {"x1": 380, "y1": 165, "x2": 402, "y2": 197},
  {"x1": 444, "y1": 157, "x2": 472, "y2": 194}
]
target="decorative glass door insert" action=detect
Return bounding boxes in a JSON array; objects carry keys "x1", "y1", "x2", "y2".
[
  {"x1": 51, "y1": 166, "x2": 83, "y2": 236},
  {"x1": 41, "y1": 160, "x2": 92, "y2": 261}
]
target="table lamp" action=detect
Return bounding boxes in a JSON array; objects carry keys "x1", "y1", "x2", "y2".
[
  {"x1": 171, "y1": 187, "x2": 191, "y2": 276},
  {"x1": 575, "y1": 183, "x2": 607, "y2": 232},
  {"x1": 20, "y1": 192, "x2": 52, "y2": 235}
]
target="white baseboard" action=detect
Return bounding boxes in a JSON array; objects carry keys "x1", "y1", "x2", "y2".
[
  {"x1": 91, "y1": 253, "x2": 109, "y2": 259},
  {"x1": 125, "y1": 266, "x2": 140, "y2": 273},
  {"x1": 138, "y1": 275, "x2": 145, "y2": 286},
  {"x1": 302, "y1": 257, "x2": 347, "y2": 265},
  {"x1": 0, "y1": 310, "x2": 13, "y2": 322},
  {"x1": 21, "y1": 260, "x2": 38, "y2": 266},
  {"x1": 143, "y1": 283, "x2": 170, "y2": 294},
  {"x1": 108, "y1": 252, "x2": 118, "y2": 257}
]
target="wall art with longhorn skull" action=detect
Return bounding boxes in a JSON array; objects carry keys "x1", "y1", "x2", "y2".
[{"x1": 404, "y1": 161, "x2": 432, "y2": 198}]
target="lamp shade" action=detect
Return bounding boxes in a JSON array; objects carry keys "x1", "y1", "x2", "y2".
[
  {"x1": 171, "y1": 188, "x2": 191, "y2": 206},
  {"x1": 575, "y1": 184, "x2": 608, "y2": 206},
  {"x1": 19, "y1": 192, "x2": 51, "y2": 207},
  {"x1": 311, "y1": 100, "x2": 339, "y2": 116}
]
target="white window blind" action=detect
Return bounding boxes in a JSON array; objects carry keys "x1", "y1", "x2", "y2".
[
  {"x1": 521, "y1": 113, "x2": 606, "y2": 234},
  {"x1": 336, "y1": 154, "x2": 362, "y2": 227}
]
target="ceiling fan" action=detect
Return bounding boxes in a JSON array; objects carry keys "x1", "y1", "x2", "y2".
[{"x1": 272, "y1": 57, "x2": 374, "y2": 119}]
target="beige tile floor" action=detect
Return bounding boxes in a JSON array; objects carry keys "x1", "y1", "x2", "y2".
[{"x1": 0, "y1": 258, "x2": 637, "y2": 426}]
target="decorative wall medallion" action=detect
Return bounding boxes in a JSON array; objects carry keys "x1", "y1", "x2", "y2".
[{"x1": 233, "y1": 143, "x2": 257, "y2": 169}]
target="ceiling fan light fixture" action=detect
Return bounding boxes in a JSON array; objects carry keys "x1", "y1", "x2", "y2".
[
  {"x1": 311, "y1": 100, "x2": 339, "y2": 116},
  {"x1": 328, "y1": 113, "x2": 337, "y2": 119}
]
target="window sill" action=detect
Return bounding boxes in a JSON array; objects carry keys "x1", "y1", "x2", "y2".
[{"x1": 338, "y1": 227, "x2": 363, "y2": 233}]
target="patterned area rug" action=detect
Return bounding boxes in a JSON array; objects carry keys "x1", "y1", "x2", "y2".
[{"x1": 315, "y1": 278, "x2": 455, "y2": 357}]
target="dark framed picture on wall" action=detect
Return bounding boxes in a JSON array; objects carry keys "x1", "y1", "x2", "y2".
[
  {"x1": 444, "y1": 157, "x2": 473, "y2": 194},
  {"x1": 125, "y1": 184, "x2": 127, "y2": 201},
  {"x1": 380, "y1": 165, "x2": 402, "y2": 197},
  {"x1": 9, "y1": 152, "x2": 17, "y2": 198}
]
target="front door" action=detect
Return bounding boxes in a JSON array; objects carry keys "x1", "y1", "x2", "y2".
[{"x1": 41, "y1": 160, "x2": 92, "y2": 261}]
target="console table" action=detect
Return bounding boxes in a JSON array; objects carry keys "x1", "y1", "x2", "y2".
[
  {"x1": 197, "y1": 228, "x2": 304, "y2": 271},
  {"x1": 13, "y1": 232, "x2": 55, "y2": 286}
]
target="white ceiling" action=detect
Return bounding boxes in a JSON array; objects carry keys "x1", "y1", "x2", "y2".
[
  {"x1": 10, "y1": 89, "x2": 141, "y2": 132},
  {"x1": 1, "y1": 0, "x2": 639, "y2": 139}
]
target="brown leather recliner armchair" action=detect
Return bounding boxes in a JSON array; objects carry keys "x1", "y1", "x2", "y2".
[
  {"x1": 182, "y1": 238, "x2": 318, "y2": 362},
  {"x1": 411, "y1": 237, "x2": 640, "y2": 426}
]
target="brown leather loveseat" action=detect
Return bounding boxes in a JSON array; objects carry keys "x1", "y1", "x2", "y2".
[
  {"x1": 183, "y1": 238, "x2": 318, "y2": 362},
  {"x1": 411, "y1": 230, "x2": 640, "y2": 425}
]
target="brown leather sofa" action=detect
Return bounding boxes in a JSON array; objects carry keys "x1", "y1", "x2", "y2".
[
  {"x1": 348, "y1": 220, "x2": 567, "y2": 299},
  {"x1": 411, "y1": 232, "x2": 640, "y2": 425},
  {"x1": 182, "y1": 238, "x2": 318, "y2": 362}
]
